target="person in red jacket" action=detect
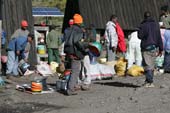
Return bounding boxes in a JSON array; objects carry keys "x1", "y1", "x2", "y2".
[{"x1": 115, "y1": 22, "x2": 126, "y2": 57}]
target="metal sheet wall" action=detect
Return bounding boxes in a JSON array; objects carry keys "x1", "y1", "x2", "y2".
[{"x1": 63, "y1": 0, "x2": 170, "y2": 30}]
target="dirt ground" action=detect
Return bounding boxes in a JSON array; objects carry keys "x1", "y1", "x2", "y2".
[{"x1": 0, "y1": 72, "x2": 170, "y2": 113}]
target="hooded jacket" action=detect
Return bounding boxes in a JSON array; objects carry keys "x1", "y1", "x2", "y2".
[
  {"x1": 105, "y1": 21, "x2": 118, "y2": 48},
  {"x1": 64, "y1": 25, "x2": 88, "y2": 59},
  {"x1": 138, "y1": 17, "x2": 163, "y2": 51}
]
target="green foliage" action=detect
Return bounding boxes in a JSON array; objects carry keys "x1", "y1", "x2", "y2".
[{"x1": 32, "y1": 0, "x2": 66, "y2": 31}]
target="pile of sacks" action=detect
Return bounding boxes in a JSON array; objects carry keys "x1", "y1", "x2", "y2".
[
  {"x1": 114, "y1": 57, "x2": 127, "y2": 76},
  {"x1": 127, "y1": 65, "x2": 144, "y2": 77},
  {"x1": 114, "y1": 57, "x2": 144, "y2": 77}
]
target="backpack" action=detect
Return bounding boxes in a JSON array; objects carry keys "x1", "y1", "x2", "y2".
[
  {"x1": 64, "y1": 26, "x2": 86, "y2": 59},
  {"x1": 64, "y1": 27, "x2": 76, "y2": 55}
]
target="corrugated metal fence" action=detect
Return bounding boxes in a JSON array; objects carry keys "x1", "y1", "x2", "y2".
[{"x1": 63, "y1": 0, "x2": 170, "y2": 31}]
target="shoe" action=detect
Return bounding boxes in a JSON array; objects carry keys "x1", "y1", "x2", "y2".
[
  {"x1": 81, "y1": 84, "x2": 90, "y2": 91},
  {"x1": 143, "y1": 83, "x2": 155, "y2": 88},
  {"x1": 66, "y1": 89, "x2": 77, "y2": 96}
]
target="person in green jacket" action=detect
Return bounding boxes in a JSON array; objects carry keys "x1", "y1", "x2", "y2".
[{"x1": 46, "y1": 25, "x2": 61, "y2": 64}]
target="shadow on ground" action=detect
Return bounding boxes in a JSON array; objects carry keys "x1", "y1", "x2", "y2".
[
  {"x1": 0, "y1": 102, "x2": 67, "y2": 113},
  {"x1": 94, "y1": 81, "x2": 140, "y2": 88}
]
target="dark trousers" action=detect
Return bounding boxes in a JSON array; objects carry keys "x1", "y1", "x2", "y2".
[
  {"x1": 163, "y1": 52, "x2": 170, "y2": 72},
  {"x1": 47, "y1": 48, "x2": 60, "y2": 64},
  {"x1": 142, "y1": 50, "x2": 157, "y2": 83},
  {"x1": 1, "y1": 62, "x2": 6, "y2": 76},
  {"x1": 67, "y1": 59, "x2": 81, "y2": 91},
  {"x1": 145, "y1": 70, "x2": 153, "y2": 83}
]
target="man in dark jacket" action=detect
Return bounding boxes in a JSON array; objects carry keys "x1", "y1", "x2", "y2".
[
  {"x1": 138, "y1": 11, "x2": 163, "y2": 87},
  {"x1": 64, "y1": 14, "x2": 89, "y2": 95}
]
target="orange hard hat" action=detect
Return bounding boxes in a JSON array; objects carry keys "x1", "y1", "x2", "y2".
[
  {"x1": 73, "y1": 14, "x2": 83, "y2": 24},
  {"x1": 21, "y1": 20, "x2": 28, "y2": 27}
]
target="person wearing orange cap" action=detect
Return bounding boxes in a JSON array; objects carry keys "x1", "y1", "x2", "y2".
[
  {"x1": 10, "y1": 20, "x2": 30, "y2": 63},
  {"x1": 6, "y1": 34, "x2": 34, "y2": 79},
  {"x1": 64, "y1": 14, "x2": 89, "y2": 95},
  {"x1": 11, "y1": 20, "x2": 29, "y2": 39},
  {"x1": 6, "y1": 20, "x2": 31, "y2": 79}
]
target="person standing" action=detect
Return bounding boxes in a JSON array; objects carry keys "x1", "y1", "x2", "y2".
[
  {"x1": 64, "y1": 14, "x2": 89, "y2": 95},
  {"x1": 80, "y1": 24, "x2": 97, "y2": 90},
  {"x1": 46, "y1": 25, "x2": 61, "y2": 64},
  {"x1": 85, "y1": 24, "x2": 97, "y2": 43},
  {"x1": 11, "y1": 20, "x2": 29, "y2": 39},
  {"x1": 6, "y1": 34, "x2": 34, "y2": 78},
  {"x1": 104, "y1": 15, "x2": 118, "y2": 61},
  {"x1": 10, "y1": 20, "x2": 30, "y2": 61},
  {"x1": 68, "y1": 19, "x2": 74, "y2": 27},
  {"x1": 163, "y1": 29, "x2": 170, "y2": 73},
  {"x1": 115, "y1": 22, "x2": 126, "y2": 57},
  {"x1": 160, "y1": 5, "x2": 170, "y2": 29},
  {"x1": 138, "y1": 11, "x2": 163, "y2": 87},
  {"x1": 127, "y1": 30, "x2": 142, "y2": 68}
]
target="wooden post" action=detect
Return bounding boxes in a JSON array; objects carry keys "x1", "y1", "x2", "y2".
[{"x1": 0, "y1": 20, "x2": 2, "y2": 74}]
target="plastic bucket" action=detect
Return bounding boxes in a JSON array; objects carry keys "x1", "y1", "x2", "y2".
[
  {"x1": 89, "y1": 42, "x2": 102, "y2": 57},
  {"x1": 31, "y1": 81, "x2": 43, "y2": 92},
  {"x1": 37, "y1": 45, "x2": 46, "y2": 54},
  {"x1": 19, "y1": 62, "x2": 30, "y2": 74},
  {"x1": 56, "y1": 80, "x2": 67, "y2": 91}
]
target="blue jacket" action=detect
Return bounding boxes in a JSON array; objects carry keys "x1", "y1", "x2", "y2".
[
  {"x1": 138, "y1": 17, "x2": 163, "y2": 51},
  {"x1": 8, "y1": 36, "x2": 28, "y2": 58},
  {"x1": 164, "y1": 30, "x2": 170, "y2": 52},
  {"x1": 16, "y1": 36, "x2": 28, "y2": 51},
  {"x1": 8, "y1": 38, "x2": 17, "y2": 51}
]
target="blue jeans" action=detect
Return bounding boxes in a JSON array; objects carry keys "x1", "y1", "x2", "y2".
[{"x1": 6, "y1": 51, "x2": 18, "y2": 76}]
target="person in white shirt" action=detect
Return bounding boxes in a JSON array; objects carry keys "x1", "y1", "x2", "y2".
[{"x1": 104, "y1": 15, "x2": 118, "y2": 61}]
